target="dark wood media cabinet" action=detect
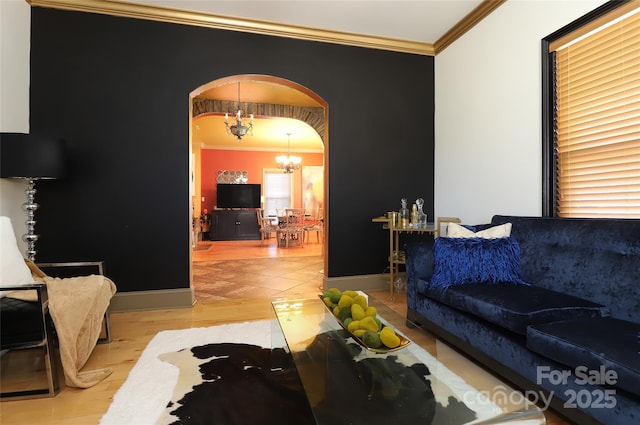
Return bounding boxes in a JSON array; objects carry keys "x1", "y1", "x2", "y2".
[{"x1": 210, "y1": 209, "x2": 260, "y2": 241}]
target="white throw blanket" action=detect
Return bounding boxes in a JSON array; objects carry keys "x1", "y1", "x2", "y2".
[{"x1": 8, "y1": 261, "x2": 117, "y2": 388}]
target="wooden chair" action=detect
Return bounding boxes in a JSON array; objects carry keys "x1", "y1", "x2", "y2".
[
  {"x1": 256, "y1": 209, "x2": 278, "y2": 246},
  {"x1": 436, "y1": 216, "x2": 461, "y2": 237},
  {"x1": 275, "y1": 209, "x2": 286, "y2": 225},
  {"x1": 304, "y1": 207, "x2": 324, "y2": 244},
  {"x1": 276, "y1": 208, "x2": 306, "y2": 247}
]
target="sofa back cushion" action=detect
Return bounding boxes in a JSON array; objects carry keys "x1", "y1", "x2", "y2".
[{"x1": 491, "y1": 215, "x2": 640, "y2": 323}]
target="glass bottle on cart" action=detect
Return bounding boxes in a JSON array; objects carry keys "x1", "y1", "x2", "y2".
[
  {"x1": 399, "y1": 198, "x2": 409, "y2": 228},
  {"x1": 415, "y1": 198, "x2": 427, "y2": 228}
]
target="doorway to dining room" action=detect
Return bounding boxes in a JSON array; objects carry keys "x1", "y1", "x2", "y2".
[{"x1": 189, "y1": 75, "x2": 327, "y2": 302}]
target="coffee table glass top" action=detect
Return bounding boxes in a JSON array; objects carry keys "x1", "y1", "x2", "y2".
[{"x1": 271, "y1": 295, "x2": 546, "y2": 425}]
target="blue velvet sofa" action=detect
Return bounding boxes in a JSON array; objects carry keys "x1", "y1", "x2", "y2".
[{"x1": 405, "y1": 215, "x2": 640, "y2": 425}]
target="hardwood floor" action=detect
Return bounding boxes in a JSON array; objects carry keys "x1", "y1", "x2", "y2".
[{"x1": 0, "y1": 239, "x2": 568, "y2": 424}]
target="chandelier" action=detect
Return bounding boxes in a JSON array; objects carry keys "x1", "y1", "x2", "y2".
[
  {"x1": 276, "y1": 133, "x2": 302, "y2": 173},
  {"x1": 224, "y1": 82, "x2": 254, "y2": 142}
]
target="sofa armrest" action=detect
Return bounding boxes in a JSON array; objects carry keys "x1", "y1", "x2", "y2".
[{"x1": 405, "y1": 241, "x2": 434, "y2": 309}]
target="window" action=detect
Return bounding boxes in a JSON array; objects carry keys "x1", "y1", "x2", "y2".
[
  {"x1": 543, "y1": 1, "x2": 640, "y2": 218},
  {"x1": 262, "y1": 169, "x2": 293, "y2": 216}
]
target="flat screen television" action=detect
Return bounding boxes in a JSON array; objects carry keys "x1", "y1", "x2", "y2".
[{"x1": 216, "y1": 183, "x2": 261, "y2": 209}]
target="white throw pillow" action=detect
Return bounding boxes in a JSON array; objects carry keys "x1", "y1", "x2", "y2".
[
  {"x1": 446, "y1": 222, "x2": 512, "y2": 239},
  {"x1": 445, "y1": 222, "x2": 476, "y2": 238},
  {"x1": 0, "y1": 216, "x2": 35, "y2": 291}
]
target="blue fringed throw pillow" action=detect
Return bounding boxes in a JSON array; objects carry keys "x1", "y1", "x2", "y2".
[{"x1": 430, "y1": 236, "x2": 527, "y2": 288}]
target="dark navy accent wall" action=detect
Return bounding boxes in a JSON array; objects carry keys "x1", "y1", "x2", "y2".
[{"x1": 29, "y1": 7, "x2": 434, "y2": 292}]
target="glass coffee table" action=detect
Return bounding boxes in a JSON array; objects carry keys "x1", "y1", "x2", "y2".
[{"x1": 272, "y1": 295, "x2": 546, "y2": 425}]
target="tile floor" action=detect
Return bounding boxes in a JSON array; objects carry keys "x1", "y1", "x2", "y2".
[
  {"x1": 193, "y1": 255, "x2": 325, "y2": 301},
  {"x1": 192, "y1": 239, "x2": 326, "y2": 302}
]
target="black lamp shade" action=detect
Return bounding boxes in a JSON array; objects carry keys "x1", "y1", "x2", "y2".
[{"x1": 0, "y1": 133, "x2": 66, "y2": 179}]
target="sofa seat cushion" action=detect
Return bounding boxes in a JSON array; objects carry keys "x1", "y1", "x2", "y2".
[
  {"x1": 418, "y1": 281, "x2": 610, "y2": 335},
  {"x1": 527, "y1": 317, "x2": 640, "y2": 398}
]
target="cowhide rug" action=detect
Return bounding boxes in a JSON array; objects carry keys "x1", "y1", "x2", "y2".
[{"x1": 100, "y1": 320, "x2": 502, "y2": 425}]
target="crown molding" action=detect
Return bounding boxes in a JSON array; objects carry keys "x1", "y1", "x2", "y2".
[
  {"x1": 434, "y1": 0, "x2": 507, "y2": 54},
  {"x1": 28, "y1": 0, "x2": 436, "y2": 56}
]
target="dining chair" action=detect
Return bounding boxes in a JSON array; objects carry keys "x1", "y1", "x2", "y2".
[
  {"x1": 256, "y1": 209, "x2": 278, "y2": 246},
  {"x1": 304, "y1": 207, "x2": 324, "y2": 244},
  {"x1": 276, "y1": 208, "x2": 306, "y2": 247}
]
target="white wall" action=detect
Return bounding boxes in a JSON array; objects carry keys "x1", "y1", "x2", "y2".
[
  {"x1": 0, "y1": 0, "x2": 31, "y2": 251},
  {"x1": 434, "y1": 0, "x2": 605, "y2": 224}
]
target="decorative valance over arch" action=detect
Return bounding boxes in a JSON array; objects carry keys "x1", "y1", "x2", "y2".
[{"x1": 192, "y1": 99, "x2": 325, "y2": 140}]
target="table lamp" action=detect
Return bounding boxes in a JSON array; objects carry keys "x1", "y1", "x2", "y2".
[{"x1": 0, "y1": 133, "x2": 66, "y2": 260}]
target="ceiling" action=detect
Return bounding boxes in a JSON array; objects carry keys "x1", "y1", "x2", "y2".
[
  {"x1": 129, "y1": 1, "x2": 485, "y2": 47},
  {"x1": 124, "y1": 0, "x2": 487, "y2": 153}
]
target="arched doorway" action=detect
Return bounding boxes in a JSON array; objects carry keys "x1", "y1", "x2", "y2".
[{"x1": 189, "y1": 75, "x2": 328, "y2": 300}]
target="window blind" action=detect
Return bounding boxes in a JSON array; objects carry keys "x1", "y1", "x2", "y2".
[
  {"x1": 554, "y1": 9, "x2": 640, "y2": 218},
  {"x1": 263, "y1": 170, "x2": 292, "y2": 216}
]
